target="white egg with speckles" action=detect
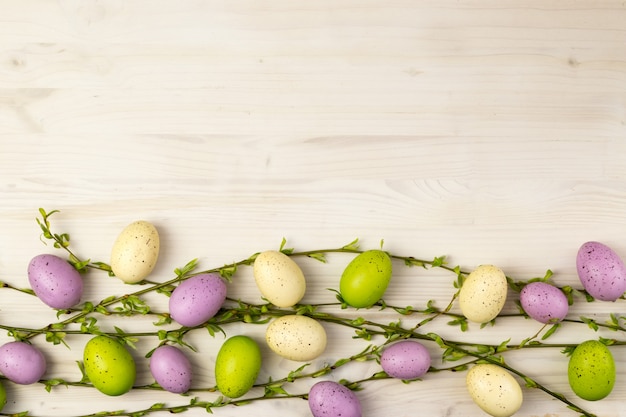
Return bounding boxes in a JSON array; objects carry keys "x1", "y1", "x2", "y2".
[
  {"x1": 459, "y1": 265, "x2": 508, "y2": 323},
  {"x1": 265, "y1": 315, "x2": 326, "y2": 361},
  {"x1": 253, "y1": 250, "x2": 306, "y2": 307},
  {"x1": 110, "y1": 220, "x2": 160, "y2": 284},
  {"x1": 466, "y1": 364, "x2": 523, "y2": 417}
]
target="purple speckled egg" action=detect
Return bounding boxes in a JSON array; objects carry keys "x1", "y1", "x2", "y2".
[
  {"x1": 576, "y1": 241, "x2": 626, "y2": 301},
  {"x1": 520, "y1": 282, "x2": 569, "y2": 324},
  {"x1": 308, "y1": 381, "x2": 361, "y2": 417},
  {"x1": 169, "y1": 273, "x2": 227, "y2": 327},
  {"x1": 381, "y1": 340, "x2": 431, "y2": 379},
  {"x1": 149, "y1": 345, "x2": 192, "y2": 393},
  {"x1": 0, "y1": 341, "x2": 47, "y2": 384},
  {"x1": 28, "y1": 254, "x2": 83, "y2": 309}
]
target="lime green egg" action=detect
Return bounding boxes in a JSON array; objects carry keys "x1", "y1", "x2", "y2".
[
  {"x1": 215, "y1": 335, "x2": 262, "y2": 398},
  {"x1": 83, "y1": 335, "x2": 136, "y2": 396},
  {"x1": 568, "y1": 340, "x2": 615, "y2": 401},
  {"x1": 0, "y1": 380, "x2": 6, "y2": 411},
  {"x1": 339, "y1": 250, "x2": 392, "y2": 308}
]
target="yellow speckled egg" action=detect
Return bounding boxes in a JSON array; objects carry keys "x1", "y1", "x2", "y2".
[
  {"x1": 466, "y1": 364, "x2": 523, "y2": 417},
  {"x1": 459, "y1": 265, "x2": 507, "y2": 323},
  {"x1": 265, "y1": 315, "x2": 327, "y2": 361},
  {"x1": 110, "y1": 220, "x2": 160, "y2": 284},
  {"x1": 253, "y1": 251, "x2": 306, "y2": 307}
]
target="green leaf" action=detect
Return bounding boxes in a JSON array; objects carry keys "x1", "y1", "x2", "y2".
[
  {"x1": 496, "y1": 338, "x2": 511, "y2": 352},
  {"x1": 341, "y1": 238, "x2": 360, "y2": 251},
  {"x1": 174, "y1": 258, "x2": 199, "y2": 278},
  {"x1": 580, "y1": 316, "x2": 599, "y2": 331},
  {"x1": 307, "y1": 252, "x2": 327, "y2": 263},
  {"x1": 523, "y1": 376, "x2": 538, "y2": 388},
  {"x1": 542, "y1": 323, "x2": 560, "y2": 340},
  {"x1": 279, "y1": 237, "x2": 294, "y2": 254},
  {"x1": 431, "y1": 256, "x2": 446, "y2": 267}
]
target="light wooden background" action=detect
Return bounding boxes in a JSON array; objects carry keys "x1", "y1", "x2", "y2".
[{"x1": 1, "y1": 1, "x2": 626, "y2": 416}]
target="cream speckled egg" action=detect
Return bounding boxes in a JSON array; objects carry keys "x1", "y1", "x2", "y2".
[
  {"x1": 265, "y1": 315, "x2": 327, "y2": 361},
  {"x1": 459, "y1": 265, "x2": 507, "y2": 323},
  {"x1": 466, "y1": 364, "x2": 523, "y2": 417},
  {"x1": 253, "y1": 250, "x2": 306, "y2": 307},
  {"x1": 110, "y1": 220, "x2": 160, "y2": 284}
]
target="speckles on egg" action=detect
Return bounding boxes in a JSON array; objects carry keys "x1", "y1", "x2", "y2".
[
  {"x1": 83, "y1": 335, "x2": 136, "y2": 396},
  {"x1": 466, "y1": 364, "x2": 523, "y2": 417},
  {"x1": 28, "y1": 254, "x2": 83, "y2": 309},
  {"x1": 265, "y1": 315, "x2": 327, "y2": 361},
  {"x1": 576, "y1": 241, "x2": 626, "y2": 301},
  {"x1": 169, "y1": 273, "x2": 227, "y2": 327},
  {"x1": 215, "y1": 335, "x2": 262, "y2": 398},
  {"x1": 149, "y1": 345, "x2": 192, "y2": 394},
  {"x1": 459, "y1": 264, "x2": 508, "y2": 324},
  {"x1": 520, "y1": 282, "x2": 568, "y2": 324},
  {"x1": 253, "y1": 250, "x2": 306, "y2": 307},
  {"x1": 380, "y1": 340, "x2": 431, "y2": 379},
  {"x1": 568, "y1": 340, "x2": 615, "y2": 401},
  {"x1": 0, "y1": 341, "x2": 47, "y2": 385},
  {"x1": 308, "y1": 381, "x2": 362, "y2": 417},
  {"x1": 339, "y1": 250, "x2": 392, "y2": 308},
  {"x1": 110, "y1": 220, "x2": 160, "y2": 284}
]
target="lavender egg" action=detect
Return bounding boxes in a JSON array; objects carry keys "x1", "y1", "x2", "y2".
[
  {"x1": 149, "y1": 345, "x2": 192, "y2": 393},
  {"x1": 308, "y1": 381, "x2": 362, "y2": 417},
  {"x1": 576, "y1": 241, "x2": 626, "y2": 301},
  {"x1": 0, "y1": 341, "x2": 47, "y2": 385},
  {"x1": 169, "y1": 273, "x2": 227, "y2": 327},
  {"x1": 381, "y1": 340, "x2": 431, "y2": 379},
  {"x1": 28, "y1": 254, "x2": 83, "y2": 309},
  {"x1": 520, "y1": 282, "x2": 569, "y2": 324}
]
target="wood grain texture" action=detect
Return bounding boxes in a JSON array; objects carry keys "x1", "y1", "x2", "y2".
[{"x1": 1, "y1": 1, "x2": 626, "y2": 416}]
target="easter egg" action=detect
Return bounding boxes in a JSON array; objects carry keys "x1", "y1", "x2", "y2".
[
  {"x1": 265, "y1": 315, "x2": 327, "y2": 361},
  {"x1": 83, "y1": 335, "x2": 136, "y2": 396},
  {"x1": 28, "y1": 254, "x2": 83, "y2": 309},
  {"x1": 253, "y1": 250, "x2": 306, "y2": 307},
  {"x1": 459, "y1": 265, "x2": 508, "y2": 323},
  {"x1": 340, "y1": 250, "x2": 392, "y2": 308},
  {"x1": 576, "y1": 241, "x2": 626, "y2": 301},
  {"x1": 308, "y1": 381, "x2": 362, "y2": 417},
  {"x1": 568, "y1": 340, "x2": 615, "y2": 401},
  {"x1": 520, "y1": 282, "x2": 569, "y2": 324},
  {"x1": 380, "y1": 340, "x2": 431, "y2": 379},
  {"x1": 169, "y1": 273, "x2": 227, "y2": 327},
  {"x1": 0, "y1": 341, "x2": 47, "y2": 385},
  {"x1": 466, "y1": 364, "x2": 523, "y2": 417},
  {"x1": 0, "y1": 380, "x2": 6, "y2": 411},
  {"x1": 149, "y1": 345, "x2": 192, "y2": 394},
  {"x1": 215, "y1": 335, "x2": 262, "y2": 398},
  {"x1": 110, "y1": 220, "x2": 160, "y2": 284}
]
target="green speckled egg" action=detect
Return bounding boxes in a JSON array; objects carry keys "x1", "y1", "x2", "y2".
[
  {"x1": 340, "y1": 250, "x2": 392, "y2": 308},
  {"x1": 83, "y1": 335, "x2": 136, "y2": 396},
  {"x1": 215, "y1": 335, "x2": 262, "y2": 398},
  {"x1": 568, "y1": 340, "x2": 615, "y2": 401},
  {"x1": 0, "y1": 380, "x2": 6, "y2": 411}
]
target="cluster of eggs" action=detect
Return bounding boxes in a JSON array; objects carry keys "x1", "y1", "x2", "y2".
[
  {"x1": 459, "y1": 240, "x2": 626, "y2": 417},
  {"x1": 3, "y1": 217, "x2": 626, "y2": 417},
  {"x1": 254, "y1": 249, "x2": 433, "y2": 417}
]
